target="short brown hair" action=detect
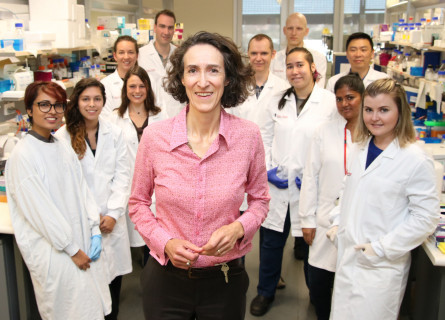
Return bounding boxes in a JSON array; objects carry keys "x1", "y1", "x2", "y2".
[
  {"x1": 24, "y1": 81, "x2": 67, "y2": 124},
  {"x1": 248, "y1": 34, "x2": 274, "y2": 52},
  {"x1": 155, "y1": 9, "x2": 176, "y2": 25},
  {"x1": 165, "y1": 31, "x2": 254, "y2": 108},
  {"x1": 355, "y1": 78, "x2": 416, "y2": 148}
]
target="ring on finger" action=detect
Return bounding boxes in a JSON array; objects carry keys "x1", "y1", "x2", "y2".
[
  {"x1": 217, "y1": 249, "x2": 221, "y2": 255},
  {"x1": 186, "y1": 260, "x2": 191, "y2": 266}
]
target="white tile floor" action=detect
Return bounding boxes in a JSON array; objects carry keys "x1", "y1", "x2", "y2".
[{"x1": 119, "y1": 232, "x2": 317, "y2": 320}]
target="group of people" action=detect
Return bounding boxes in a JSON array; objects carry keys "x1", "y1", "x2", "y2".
[{"x1": 4, "y1": 8, "x2": 440, "y2": 320}]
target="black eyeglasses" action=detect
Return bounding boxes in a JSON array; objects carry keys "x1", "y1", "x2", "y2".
[{"x1": 34, "y1": 101, "x2": 66, "y2": 114}]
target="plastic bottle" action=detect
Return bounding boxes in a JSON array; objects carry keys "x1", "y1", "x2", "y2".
[
  {"x1": 59, "y1": 59, "x2": 67, "y2": 79},
  {"x1": 401, "y1": 53, "x2": 407, "y2": 72},
  {"x1": 420, "y1": 18, "x2": 426, "y2": 29},
  {"x1": 438, "y1": 71, "x2": 445, "y2": 85},
  {"x1": 53, "y1": 59, "x2": 62, "y2": 80},
  {"x1": 415, "y1": 23, "x2": 421, "y2": 30},
  {"x1": 3, "y1": 133, "x2": 19, "y2": 159},
  {"x1": 80, "y1": 57, "x2": 89, "y2": 78},
  {"x1": 432, "y1": 17, "x2": 439, "y2": 26},
  {"x1": 433, "y1": 66, "x2": 439, "y2": 81},
  {"x1": 439, "y1": 60, "x2": 445, "y2": 72},
  {"x1": 95, "y1": 64, "x2": 101, "y2": 77},
  {"x1": 85, "y1": 19, "x2": 92, "y2": 43},
  {"x1": 14, "y1": 23, "x2": 24, "y2": 51},
  {"x1": 403, "y1": 53, "x2": 411, "y2": 73},
  {"x1": 425, "y1": 64, "x2": 434, "y2": 81},
  {"x1": 413, "y1": 52, "x2": 422, "y2": 67}
]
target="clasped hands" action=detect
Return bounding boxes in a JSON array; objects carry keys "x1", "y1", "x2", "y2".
[
  {"x1": 267, "y1": 167, "x2": 301, "y2": 190},
  {"x1": 165, "y1": 221, "x2": 245, "y2": 270}
]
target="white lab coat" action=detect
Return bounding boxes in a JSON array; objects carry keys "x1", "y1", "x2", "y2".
[
  {"x1": 329, "y1": 138, "x2": 440, "y2": 320},
  {"x1": 152, "y1": 76, "x2": 186, "y2": 118},
  {"x1": 55, "y1": 119, "x2": 132, "y2": 283},
  {"x1": 299, "y1": 115, "x2": 350, "y2": 272},
  {"x1": 5, "y1": 134, "x2": 111, "y2": 320},
  {"x1": 109, "y1": 108, "x2": 168, "y2": 246},
  {"x1": 258, "y1": 84, "x2": 337, "y2": 236},
  {"x1": 227, "y1": 73, "x2": 290, "y2": 126},
  {"x1": 138, "y1": 41, "x2": 176, "y2": 86},
  {"x1": 138, "y1": 41, "x2": 185, "y2": 118},
  {"x1": 101, "y1": 70, "x2": 123, "y2": 118},
  {"x1": 270, "y1": 47, "x2": 327, "y2": 88},
  {"x1": 226, "y1": 73, "x2": 289, "y2": 211},
  {"x1": 325, "y1": 67, "x2": 389, "y2": 92}
]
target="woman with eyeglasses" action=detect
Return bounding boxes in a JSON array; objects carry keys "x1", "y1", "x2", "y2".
[
  {"x1": 56, "y1": 78, "x2": 132, "y2": 320},
  {"x1": 5, "y1": 81, "x2": 111, "y2": 320}
]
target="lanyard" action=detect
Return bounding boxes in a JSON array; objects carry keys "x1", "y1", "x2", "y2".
[{"x1": 344, "y1": 126, "x2": 351, "y2": 176}]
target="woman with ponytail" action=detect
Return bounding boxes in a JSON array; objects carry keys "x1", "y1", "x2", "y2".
[{"x1": 251, "y1": 47, "x2": 337, "y2": 316}]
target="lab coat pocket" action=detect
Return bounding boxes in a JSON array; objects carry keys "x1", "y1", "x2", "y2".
[
  {"x1": 355, "y1": 249, "x2": 388, "y2": 288},
  {"x1": 365, "y1": 177, "x2": 402, "y2": 211}
]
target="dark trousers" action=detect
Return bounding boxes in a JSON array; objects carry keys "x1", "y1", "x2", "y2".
[
  {"x1": 105, "y1": 275, "x2": 123, "y2": 320},
  {"x1": 257, "y1": 208, "x2": 291, "y2": 298},
  {"x1": 143, "y1": 245, "x2": 150, "y2": 265},
  {"x1": 307, "y1": 264, "x2": 334, "y2": 320},
  {"x1": 141, "y1": 257, "x2": 249, "y2": 320},
  {"x1": 294, "y1": 236, "x2": 310, "y2": 288}
]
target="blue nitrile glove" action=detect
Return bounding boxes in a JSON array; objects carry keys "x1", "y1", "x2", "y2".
[
  {"x1": 267, "y1": 167, "x2": 288, "y2": 189},
  {"x1": 88, "y1": 235, "x2": 102, "y2": 261},
  {"x1": 295, "y1": 176, "x2": 302, "y2": 190}
]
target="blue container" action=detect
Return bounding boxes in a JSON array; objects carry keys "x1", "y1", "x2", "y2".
[
  {"x1": 0, "y1": 79, "x2": 12, "y2": 93},
  {"x1": 410, "y1": 66, "x2": 423, "y2": 76}
]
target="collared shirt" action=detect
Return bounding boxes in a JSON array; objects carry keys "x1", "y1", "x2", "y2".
[
  {"x1": 129, "y1": 106, "x2": 270, "y2": 267},
  {"x1": 255, "y1": 85, "x2": 264, "y2": 99},
  {"x1": 154, "y1": 41, "x2": 169, "y2": 68}
]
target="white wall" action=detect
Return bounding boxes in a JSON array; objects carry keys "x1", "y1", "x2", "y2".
[{"x1": 173, "y1": 0, "x2": 234, "y2": 39}]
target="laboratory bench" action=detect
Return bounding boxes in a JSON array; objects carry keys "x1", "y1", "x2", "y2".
[{"x1": 0, "y1": 203, "x2": 40, "y2": 320}]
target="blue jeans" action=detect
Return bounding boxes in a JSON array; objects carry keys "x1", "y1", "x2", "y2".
[
  {"x1": 308, "y1": 263, "x2": 335, "y2": 320},
  {"x1": 257, "y1": 207, "x2": 291, "y2": 298}
]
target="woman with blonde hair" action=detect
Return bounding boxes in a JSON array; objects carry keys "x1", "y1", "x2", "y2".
[{"x1": 329, "y1": 78, "x2": 440, "y2": 320}]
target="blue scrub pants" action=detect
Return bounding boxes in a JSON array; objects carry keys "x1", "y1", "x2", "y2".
[{"x1": 257, "y1": 207, "x2": 291, "y2": 298}]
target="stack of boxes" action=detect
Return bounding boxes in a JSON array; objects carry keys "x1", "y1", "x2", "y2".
[{"x1": 28, "y1": 0, "x2": 86, "y2": 48}]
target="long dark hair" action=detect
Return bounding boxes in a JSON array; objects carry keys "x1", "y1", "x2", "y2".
[
  {"x1": 118, "y1": 66, "x2": 161, "y2": 117},
  {"x1": 65, "y1": 78, "x2": 106, "y2": 159},
  {"x1": 278, "y1": 47, "x2": 316, "y2": 110}
]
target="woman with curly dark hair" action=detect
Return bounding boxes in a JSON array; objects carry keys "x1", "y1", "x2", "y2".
[
  {"x1": 55, "y1": 78, "x2": 132, "y2": 320},
  {"x1": 129, "y1": 31, "x2": 270, "y2": 319}
]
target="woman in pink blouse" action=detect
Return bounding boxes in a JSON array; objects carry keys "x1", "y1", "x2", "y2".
[{"x1": 129, "y1": 31, "x2": 270, "y2": 319}]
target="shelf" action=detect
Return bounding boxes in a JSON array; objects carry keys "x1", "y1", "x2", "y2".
[
  {"x1": 91, "y1": 0, "x2": 139, "y2": 13},
  {"x1": 411, "y1": 0, "x2": 445, "y2": 8},
  {"x1": 378, "y1": 41, "x2": 445, "y2": 52},
  {"x1": 0, "y1": 45, "x2": 96, "y2": 58},
  {"x1": 386, "y1": 1, "x2": 408, "y2": 12}
]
